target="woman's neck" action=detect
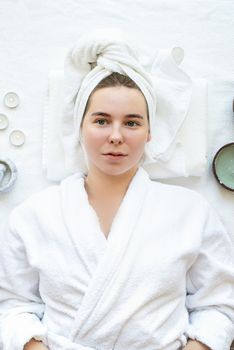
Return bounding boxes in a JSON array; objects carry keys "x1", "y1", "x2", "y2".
[{"x1": 84, "y1": 166, "x2": 138, "y2": 200}]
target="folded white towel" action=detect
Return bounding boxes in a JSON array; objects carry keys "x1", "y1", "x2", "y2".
[{"x1": 42, "y1": 72, "x2": 207, "y2": 181}]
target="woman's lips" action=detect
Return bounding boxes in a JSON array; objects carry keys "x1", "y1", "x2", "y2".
[{"x1": 102, "y1": 153, "x2": 127, "y2": 160}]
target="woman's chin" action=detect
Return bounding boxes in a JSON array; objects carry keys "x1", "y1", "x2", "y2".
[{"x1": 95, "y1": 164, "x2": 139, "y2": 178}]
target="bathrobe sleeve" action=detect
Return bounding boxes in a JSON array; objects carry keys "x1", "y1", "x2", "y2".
[
  {"x1": 186, "y1": 202, "x2": 234, "y2": 350},
  {"x1": 0, "y1": 208, "x2": 48, "y2": 350},
  {"x1": 0, "y1": 206, "x2": 96, "y2": 350}
]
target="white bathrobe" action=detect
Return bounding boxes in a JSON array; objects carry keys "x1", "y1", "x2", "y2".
[{"x1": 0, "y1": 167, "x2": 233, "y2": 350}]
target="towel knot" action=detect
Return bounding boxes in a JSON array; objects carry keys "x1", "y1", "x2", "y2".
[{"x1": 70, "y1": 39, "x2": 148, "y2": 79}]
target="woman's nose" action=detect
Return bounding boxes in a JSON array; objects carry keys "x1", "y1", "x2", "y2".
[{"x1": 108, "y1": 125, "x2": 124, "y2": 144}]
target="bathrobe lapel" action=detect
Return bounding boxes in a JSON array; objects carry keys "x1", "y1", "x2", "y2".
[{"x1": 61, "y1": 167, "x2": 150, "y2": 342}]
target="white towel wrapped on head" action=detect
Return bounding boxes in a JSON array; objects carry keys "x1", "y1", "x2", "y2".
[{"x1": 42, "y1": 30, "x2": 207, "y2": 181}]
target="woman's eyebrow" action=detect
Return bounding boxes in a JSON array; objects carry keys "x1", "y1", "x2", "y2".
[{"x1": 90, "y1": 112, "x2": 144, "y2": 119}]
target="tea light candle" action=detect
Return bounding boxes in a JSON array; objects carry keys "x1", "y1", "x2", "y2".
[
  {"x1": 9, "y1": 130, "x2": 25, "y2": 146},
  {"x1": 4, "y1": 92, "x2": 20, "y2": 108},
  {"x1": 0, "y1": 113, "x2": 9, "y2": 130},
  {"x1": 212, "y1": 143, "x2": 234, "y2": 191}
]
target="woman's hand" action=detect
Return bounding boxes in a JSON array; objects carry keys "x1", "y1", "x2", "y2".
[
  {"x1": 23, "y1": 338, "x2": 49, "y2": 350},
  {"x1": 183, "y1": 339, "x2": 211, "y2": 349}
]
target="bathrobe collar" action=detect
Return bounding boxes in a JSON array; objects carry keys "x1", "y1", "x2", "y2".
[{"x1": 60, "y1": 166, "x2": 151, "y2": 342}]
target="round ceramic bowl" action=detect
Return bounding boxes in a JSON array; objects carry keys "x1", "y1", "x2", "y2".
[
  {"x1": 212, "y1": 142, "x2": 234, "y2": 192},
  {"x1": 0, "y1": 158, "x2": 18, "y2": 193}
]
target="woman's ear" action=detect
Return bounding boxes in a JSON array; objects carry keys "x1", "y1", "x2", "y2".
[{"x1": 147, "y1": 131, "x2": 151, "y2": 142}]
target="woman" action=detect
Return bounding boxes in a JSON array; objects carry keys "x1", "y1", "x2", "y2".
[{"x1": 0, "y1": 72, "x2": 234, "y2": 350}]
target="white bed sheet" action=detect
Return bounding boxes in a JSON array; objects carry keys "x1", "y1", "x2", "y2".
[{"x1": 0, "y1": 0, "x2": 233, "y2": 241}]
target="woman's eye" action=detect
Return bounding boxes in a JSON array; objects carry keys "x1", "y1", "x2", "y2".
[
  {"x1": 95, "y1": 119, "x2": 107, "y2": 125},
  {"x1": 126, "y1": 121, "x2": 139, "y2": 127}
]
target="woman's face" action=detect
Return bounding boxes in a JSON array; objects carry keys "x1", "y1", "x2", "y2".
[{"x1": 81, "y1": 86, "x2": 151, "y2": 177}]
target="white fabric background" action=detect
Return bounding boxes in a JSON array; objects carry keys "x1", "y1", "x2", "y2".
[{"x1": 0, "y1": 1, "x2": 233, "y2": 241}]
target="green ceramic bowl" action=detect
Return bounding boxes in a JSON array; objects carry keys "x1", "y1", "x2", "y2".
[{"x1": 212, "y1": 142, "x2": 234, "y2": 191}]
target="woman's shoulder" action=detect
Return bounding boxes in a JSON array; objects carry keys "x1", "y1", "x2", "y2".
[
  {"x1": 148, "y1": 177, "x2": 210, "y2": 209},
  {"x1": 140, "y1": 166, "x2": 205, "y2": 202},
  {"x1": 11, "y1": 172, "x2": 84, "y2": 216}
]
